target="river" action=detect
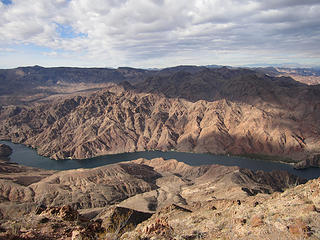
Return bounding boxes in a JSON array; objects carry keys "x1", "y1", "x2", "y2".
[{"x1": 1, "y1": 140, "x2": 319, "y2": 180}]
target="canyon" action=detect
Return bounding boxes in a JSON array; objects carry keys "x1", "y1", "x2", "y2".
[
  {"x1": 0, "y1": 65, "x2": 319, "y2": 239},
  {"x1": 0, "y1": 67, "x2": 319, "y2": 167}
]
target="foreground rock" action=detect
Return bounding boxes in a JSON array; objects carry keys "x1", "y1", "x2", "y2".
[
  {"x1": 0, "y1": 205, "x2": 105, "y2": 240},
  {"x1": 102, "y1": 206, "x2": 153, "y2": 239},
  {"x1": 0, "y1": 158, "x2": 312, "y2": 239},
  {"x1": 122, "y1": 177, "x2": 320, "y2": 239},
  {"x1": 0, "y1": 144, "x2": 12, "y2": 158}
]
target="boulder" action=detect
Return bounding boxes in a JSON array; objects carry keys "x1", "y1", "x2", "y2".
[{"x1": 0, "y1": 144, "x2": 12, "y2": 158}]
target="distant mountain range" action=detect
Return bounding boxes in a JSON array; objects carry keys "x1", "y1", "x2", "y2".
[{"x1": 243, "y1": 63, "x2": 320, "y2": 69}]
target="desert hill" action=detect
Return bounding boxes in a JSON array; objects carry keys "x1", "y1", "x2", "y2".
[{"x1": 0, "y1": 158, "x2": 316, "y2": 239}]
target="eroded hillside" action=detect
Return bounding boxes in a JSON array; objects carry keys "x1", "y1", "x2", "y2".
[{"x1": 0, "y1": 67, "x2": 320, "y2": 167}]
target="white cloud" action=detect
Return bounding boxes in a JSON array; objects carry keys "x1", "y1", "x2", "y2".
[
  {"x1": 0, "y1": 47, "x2": 15, "y2": 53},
  {"x1": 0, "y1": 0, "x2": 319, "y2": 68}
]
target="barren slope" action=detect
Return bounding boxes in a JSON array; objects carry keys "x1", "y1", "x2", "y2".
[
  {"x1": 0, "y1": 158, "x2": 314, "y2": 239},
  {"x1": 123, "y1": 177, "x2": 320, "y2": 240}
]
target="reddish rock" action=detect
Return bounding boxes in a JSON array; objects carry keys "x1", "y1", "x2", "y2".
[
  {"x1": 59, "y1": 205, "x2": 79, "y2": 221},
  {"x1": 288, "y1": 219, "x2": 313, "y2": 237},
  {"x1": 250, "y1": 215, "x2": 264, "y2": 227},
  {"x1": 41, "y1": 205, "x2": 79, "y2": 221},
  {"x1": 144, "y1": 218, "x2": 174, "y2": 237}
]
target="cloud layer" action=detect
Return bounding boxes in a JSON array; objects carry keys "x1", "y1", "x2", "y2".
[{"x1": 0, "y1": 0, "x2": 319, "y2": 68}]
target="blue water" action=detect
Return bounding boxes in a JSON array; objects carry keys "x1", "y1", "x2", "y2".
[{"x1": 1, "y1": 141, "x2": 319, "y2": 180}]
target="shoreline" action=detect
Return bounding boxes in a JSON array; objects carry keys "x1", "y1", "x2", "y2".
[
  {"x1": 0, "y1": 139, "x2": 309, "y2": 168},
  {"x1": 1, "y1": 140, "x2": 319, "y2": 180},
  {"x1": 0, "y1": 139, "x2": 315, "y2": 169}
]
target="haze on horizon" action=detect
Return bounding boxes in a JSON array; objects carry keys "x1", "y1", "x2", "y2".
[{"x1": 0, "y1": 0, "x2": 319, "y2": 69}]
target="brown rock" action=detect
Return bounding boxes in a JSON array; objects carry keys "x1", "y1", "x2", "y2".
[
  {"x1": 41, "y1": 205, "x2": 79, "y2": 221},
  {"x1": 0, "y1": 144, "x2": 12, "y2": 157},
  {"x1": 104, "y1": 206, "x2": 152, "y2": 237},
  {"x1": 303, "y1": 204, "x2": 318, "y2": 213},
  {"x1": 250, "y1": 215, "x2": 264, "y2": 227},
  {"x1": 71, "y1": 220, "x2": 104, "y2": 240},
  {"x1": 288, "y1": 219, "x2": 313, "y2": 237},
  {"x1": 59, "y1": 205, "x2": 79, "y2": 221},
  {"x1": 71, "y1": 229, "x2": 83, "y2": 240},
  {"x1": 234, "y1": 218, "x2": 247, "y2": 225},
  {"x1": 294, "y1": 155, "x2": 320, "y2": 169},
  {"x1": 0, "y1": 159, "x2": 318, "y2": 240},
  {"x1": 35, "y1": 204, "x2": 47, "y2": 215},
  {"x1": 144, "y1": 218, "x2": 173, "y2": 237}
]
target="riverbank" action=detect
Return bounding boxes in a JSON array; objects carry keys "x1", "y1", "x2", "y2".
[{"x1": 1, "y1": 140, "x2": 319, "y2": 180}]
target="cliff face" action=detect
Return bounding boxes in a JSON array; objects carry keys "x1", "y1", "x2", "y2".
[{"x1": 1, "y1": 68, "x2": 320, "y2": 162}]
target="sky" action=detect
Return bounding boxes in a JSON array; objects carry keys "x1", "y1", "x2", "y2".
[{"x1": 0, "y1": 0, "x2": 319, "y2": 69}]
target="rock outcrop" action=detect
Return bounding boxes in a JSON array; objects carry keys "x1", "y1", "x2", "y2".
[
  {"x1": 102, "y1": 206, "x2": 153, "y2": 238},
  {"x1": 0, "y1": 144, "x2": 12, "y2": 158},
  {"x1": 294, "y1": 154, "x2": 320, "y2": 169},
  {"x1": 121, "y1": 176, "x2": 320, "y2": 240}
]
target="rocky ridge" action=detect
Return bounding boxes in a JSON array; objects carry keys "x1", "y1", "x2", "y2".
[
  {"x1": 0, "y1": 66, "x2": 152, "y2": 106},
  {"x1": 1, "y1": 67, "x2": 320, "y2": 164},
  {"x1": 122, "y1": 177, "x2": 320, "y2": 240},
  {"x1": 0, "y1": 158, "x2": 317, "y2": 239}
]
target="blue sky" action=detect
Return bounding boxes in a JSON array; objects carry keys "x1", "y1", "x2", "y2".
[
  {"x1": 0, "y1": 0, "x2": 320, "y2": 68},
  {"x1": 1, "y1": 0, "x2": 12, "y2": 5}
]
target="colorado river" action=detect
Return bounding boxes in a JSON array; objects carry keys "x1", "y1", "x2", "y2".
[{"x1": 1, "y1": 140, "x2": 319, "y2": 179}]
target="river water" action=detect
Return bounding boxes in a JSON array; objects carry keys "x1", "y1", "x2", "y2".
[{"x1": 1, "y1": 141, "x2": 319, "y2": 180}]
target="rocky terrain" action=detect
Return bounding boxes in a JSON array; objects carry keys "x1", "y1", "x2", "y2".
[
  {"x1": 123, "y1": 172, "x2": 320, "y2": 240},
  {"x1": 0, "y1": 144, "x2": 12, "y2": 158},
  {"x1": 1, "y1": 65, "x2": 319, "y2": 239},
  {"x1": 0, "y1": 157, "x2": 317, "y2": 239},
  {"x1": 1, "y1": 67, "x2": 319, "y2": 165},
  {"x1": 294, "y1": 154, "x2": 320, "y2": 169},
  {"x1": 1, "y1": 65, "x2": 319, "y2": 106},
  {"x1": 0, "y1": 66, "x2": 153, "y2": 106},
  {"x1": 255, "y1": 67, "x2": 320, "y2": 85}
]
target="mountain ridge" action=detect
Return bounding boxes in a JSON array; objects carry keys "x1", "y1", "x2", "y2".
[{"x1": 0, "y1": 67, "x2": 319, "y2": 165}]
